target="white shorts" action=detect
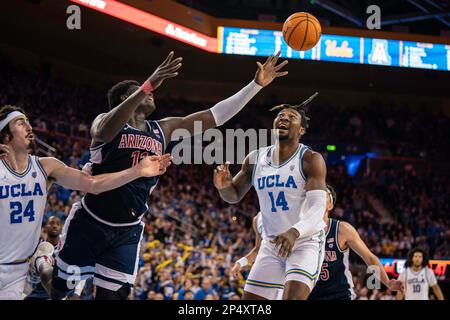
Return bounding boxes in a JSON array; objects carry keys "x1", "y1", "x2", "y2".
[
  {"x1": 244, "y1": 230, "x2": 325, "y2": 300},
  {"x1": 0, "y1": 263, "x2": 29, "y2": 300}
]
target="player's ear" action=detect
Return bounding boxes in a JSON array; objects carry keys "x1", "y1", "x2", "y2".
[
  {"x1": 299, "y1": 126, "x2": 306, "y2": 136},
  {"x1": 120, "y1": 94, "x2": 128, "y2": 102}
]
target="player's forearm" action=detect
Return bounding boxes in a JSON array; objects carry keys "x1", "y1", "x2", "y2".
[
  {"x1": 366, "y1": 255, "x2": 390, "y2": 287},
  {"x1": 433, "y1": 286, "x2": 444, "y2": 300},
  {"x1": 396, "y1": 291, "x2": 404, "y2": 300},
  {"x1": 210, "y1": 80, "x2": 262, "y2": 127},
  {"x1": 292, "y1": 190, "x2": 327, "y2": 238},
  {"x1": 217, "y1": 184, "x2": 241, "y2": 204},
  {"x1": 85, "y1": 166, "x2": 141, "y2": 194},
  {"x1": 95, "y1": 89, "x2": 148, "y2": 142},
  {"x1": 246, "y1": 247, "x2": 259, "y2": 265}
]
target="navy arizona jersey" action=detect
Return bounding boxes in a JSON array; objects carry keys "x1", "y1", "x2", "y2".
[
  {"x1": 82, "y1": 120, "x2": 165, "y2": 226},
  {"x1": 309, "y1": 218, "x2": 356, "y2": 300}
]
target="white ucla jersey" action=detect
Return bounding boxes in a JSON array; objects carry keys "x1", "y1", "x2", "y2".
[
  {"x1": 253, "y1": 144, "x2": 310, "y2": 238},
  {"x1": 0, "y1": 156, "x2": 47, "y2": 264},
  {"x1": 255, "y1": 212, "x2": 267, "y2": 239},
  {"x1": 398, "y1": 267, "x2": 437, "y2": 300}
]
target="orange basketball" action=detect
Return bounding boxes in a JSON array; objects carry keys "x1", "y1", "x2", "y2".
[{"x1": 282, "y1": 12, "x2": 321, "y2": 51}]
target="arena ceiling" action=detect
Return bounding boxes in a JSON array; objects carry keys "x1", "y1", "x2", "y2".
[
  {"x1": 176, "y1": 0, "x2": 450, "y2": 36},
  {"x1": 1, "y1": 0, "x2": 449, "y2": 102}
]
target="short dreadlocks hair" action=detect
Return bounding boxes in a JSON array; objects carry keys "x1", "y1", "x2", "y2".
[
  {"x1": 107, "y1": 80, "x2": 140, "y2": 109},
  {"x1": 405, "y1": 247, "x2": 430, "y2": 268},
  {"x1": 270, "y1": 92, "x2": 318, "y2": 130}
]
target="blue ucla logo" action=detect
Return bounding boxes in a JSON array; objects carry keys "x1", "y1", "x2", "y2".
[
  {"x1": 257, "y1": 175, "x2": 297, "y2": 190},
  {"x1": 0, "y1": 183, "x2": 44, "y2": 199}
]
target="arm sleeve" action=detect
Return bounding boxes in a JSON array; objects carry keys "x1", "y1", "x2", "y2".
[
  {"x1": 291, "y1": 190, "x2": 327, "y2": 239},
  {"x1": 210, "y1": 80, "x2": 262, "y2": 126}
]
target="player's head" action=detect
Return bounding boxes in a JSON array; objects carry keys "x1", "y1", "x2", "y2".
[
  {"x1": 270, "y1": 93, "x2": 317, "y2": 142},
  {"x1": 272, "y1": 106, "x2": 309, "y2": 141},
  {"x1": 325, "y1": 184, "x2": 336, "y2": 215},
  {"x1": 405, "y1": 247, "x2": 429, "y2": 269},
  {"x1": 107, "y1": 80, "x2": 156, "y2": 116},
  {"x1": 45, "y1": 216, "x2": 63, "y2": 238},
  {"x1": 0, "y1": 105, "x2": 34, "y2": 150}
]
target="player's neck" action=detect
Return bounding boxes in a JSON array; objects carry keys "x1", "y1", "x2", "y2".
[
  {"x1": 274, "y1": 140, "x2": 300, "y2": 163},
  {"x1": 412, "y1": 266, "x2": 423, "y2": 272},
  {"x1": 128, "y1": 118, "x2": 148, "y2": 132},
  {"x1": 46, "y1": 235, "x2": 59, "y2": 247},
  {"x1": 3, "y1": 146, "x2": 29, "y2": 173}
]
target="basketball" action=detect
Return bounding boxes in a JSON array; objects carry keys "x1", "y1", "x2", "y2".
[{"x1": 282, "y1": 12, "x2": 322, "y2": 51}]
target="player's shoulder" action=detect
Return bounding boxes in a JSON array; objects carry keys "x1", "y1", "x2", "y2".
[
  {"x1": 302, "y1": 147, "x2": 324, "y2": 163},
  {"x1": 338, "y1": 220, "x2": 359, "y2": 237}
]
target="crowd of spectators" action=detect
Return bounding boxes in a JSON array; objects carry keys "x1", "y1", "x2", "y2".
[{"x1": 1, "y1": 60, "x2": 449, "y2": 300}]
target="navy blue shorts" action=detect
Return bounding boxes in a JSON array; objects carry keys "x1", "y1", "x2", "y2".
[{"x1": 53, "y1": 202, "x2": 144, "y2": 294}]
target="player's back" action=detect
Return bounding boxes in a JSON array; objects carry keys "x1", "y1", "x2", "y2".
[
  {"x1": 253, "y1": 144, "x2": 320, "y2": 238},
  {"x1": 0, "y1": 156, "x2": 47, "y2": 264},
  {"x1": 82, "y1": 121, "x2": 165, "y2": 226},
  {"x1": 309, "y1": 218, "x2": 355, "y2": 300}
]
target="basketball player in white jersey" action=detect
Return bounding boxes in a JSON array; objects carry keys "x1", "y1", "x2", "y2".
[
  {"x1": 0, "y1": 105, "x2": 171, "y2": 300},
  {"x1": 396, "y1": 248, "x2": 444, "y2": 300},
  {"x1": 214, "y1": 96, "x2": 328, "y2": 300}
]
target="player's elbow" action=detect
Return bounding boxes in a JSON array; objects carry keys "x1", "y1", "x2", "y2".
[{"x1": 84, "y1": 177, "x2": 100, "y2": 195}]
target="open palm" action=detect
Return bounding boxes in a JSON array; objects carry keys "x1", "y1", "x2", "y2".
[{"x1": 254, "y1": 51, "x2": 289, "y2": 87}]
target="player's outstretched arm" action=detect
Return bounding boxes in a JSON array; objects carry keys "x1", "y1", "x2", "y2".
[
  {"x1": 91, "y1": 52, "x2": 182, "y2": 144},
  {"x1": 214, "y1": 151, "x2": 257, "y2": 204},
  {"x1": 341, "y1": 221, "x2": 401, "y2": 291},
  {"x1": 39, "y1": 154, "x2": 171, "y2": 194},
  {"x1": 157, "y1": 51, "x2": 289, "y2": 139}
]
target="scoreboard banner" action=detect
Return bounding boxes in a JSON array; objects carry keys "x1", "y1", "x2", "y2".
[
  {"x1": 70, "y1": 1, "x2": 450, "y2": 72},
  {"x1": 380, "y1": 258, "x2": 450, "y2": 279},
  {"x1": 218, "y1": 26, "x2": 450, "y2": 71}
]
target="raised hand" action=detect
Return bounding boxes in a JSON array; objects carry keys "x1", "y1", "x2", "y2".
[
  {"x1": 137, "y1": 153, "x2": 172, "y2": 177},
  {"x1": 213, "y1": 162, "x2": 233, "y2": 190},
  {"x1": 147, "y1": 51, "x2": 183, "y2": 90},
  {"x1": 254, "y1": 51, "x2": 289, "y2": 87}
]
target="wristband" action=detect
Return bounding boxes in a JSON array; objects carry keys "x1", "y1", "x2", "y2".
[
  {"x1": 140, "y1": 79, "x2": 154, "y2": 94},
  {"x1": 236, "y1": 257, "x2": 248, "y2": 268}
]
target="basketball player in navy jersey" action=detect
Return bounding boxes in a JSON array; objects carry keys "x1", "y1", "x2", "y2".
[
  {"x1": 309, "y1": 185, "x2": 403, "y2": 300},
  {"x1": 50, "y1": 51, "x2": 289, "y2": 300}
]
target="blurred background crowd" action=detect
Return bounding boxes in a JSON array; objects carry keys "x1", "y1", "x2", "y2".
[{"x1": 1, "y1": 60, "x2": 449, "y2": 300}]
